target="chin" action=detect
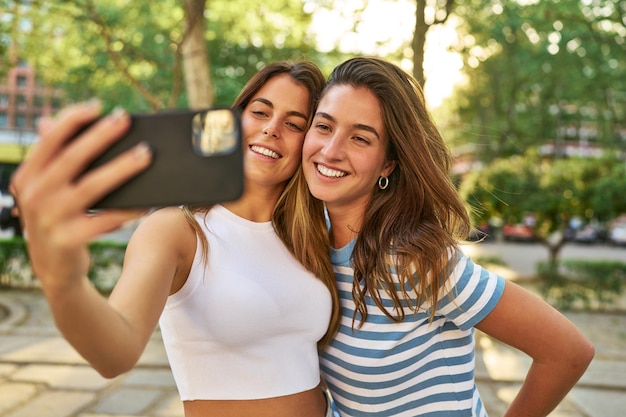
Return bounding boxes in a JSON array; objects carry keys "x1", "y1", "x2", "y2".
[{"x1": 307, "y1": 185, "x2": 334, "y2": 203}]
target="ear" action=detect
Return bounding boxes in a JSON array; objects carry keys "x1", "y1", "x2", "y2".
[{"x1": 381, "y1": 159, "x2": 397, "y2": 178}]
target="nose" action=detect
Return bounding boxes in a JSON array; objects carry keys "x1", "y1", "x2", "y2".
[
  {"x1": 320, "y1": 133, "x2": 344, "y2": 160},
  {"x1": 263, "y1": 127, "x2": 278, "y2": 138},
  {"x1": 263, "y1": 119, "x2": 280, "y2": 138}
]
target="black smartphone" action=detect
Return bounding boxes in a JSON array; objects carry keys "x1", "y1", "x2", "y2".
[{"x1": 84, "y1": 108, "x2": 243, "y2": 209}]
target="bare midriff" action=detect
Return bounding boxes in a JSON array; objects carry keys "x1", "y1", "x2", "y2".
[{"x1": 182, "y1": 384, "x2": 328, "y2": 417}]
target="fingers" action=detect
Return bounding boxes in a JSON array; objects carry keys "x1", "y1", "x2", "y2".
[
  {"x1": 44, "y1": 108, "x2": 138, "y2": 191},
  {"x1": 10, "y1": 101, "x2": 153, "y2": 246},
  {"x1": 11, "y1": 101, "x2": 104, "y2": 196},
  {"x1": 14, "y1": 102, "x2": 138, "y2": 194},
  {"x1": 13, "y1": 103, "x2": 151, "y2": 207},
  {"x1": 30, "y1": 100, "x2": 103, "y2": 169},
  {"x1": 72, "y1": 141, "x2": 153, "y2": 209}
]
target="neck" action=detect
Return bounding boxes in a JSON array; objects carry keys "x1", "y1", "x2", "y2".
[
  {"x1": 222, "y1": 183, "x2": 285, "y2": 222},
  {"x1": 327, "y1": 204, "x2": 365, "y2": 249}
]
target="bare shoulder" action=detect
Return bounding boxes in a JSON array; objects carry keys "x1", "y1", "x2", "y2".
[
  {"x1": 140, "y1": 207, "x2": 193, "y2": 228},
  {"x1": 127, "y1": 207, "x2": 196, "y2": 255}
]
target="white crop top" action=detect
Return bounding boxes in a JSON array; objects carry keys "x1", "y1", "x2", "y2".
[{"x1": 158, "y1": 205, "x2": 332, "y2": 401}]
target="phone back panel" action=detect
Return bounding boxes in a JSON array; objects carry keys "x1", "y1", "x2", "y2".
[{"x1": 87, "y1": 110, "x2": 243, "y2": 209}]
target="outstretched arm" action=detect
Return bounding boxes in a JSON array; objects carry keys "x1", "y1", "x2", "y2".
[
  {"x1": 476, "y1": 281, "x2": 594, "y2": 417},
  {"x1": 10, "y1": 102, "x2": 170, "y2": 377}
]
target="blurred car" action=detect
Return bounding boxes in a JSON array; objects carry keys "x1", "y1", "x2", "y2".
[
  {"x1": 608, "y1": 218, "x2": 626, "y2": 246},
  {"x1": 0, "y1": 190, "x2": 21, "y2": 238},
  {"x1": 467, "y1": 223, "x2": 493, "y2": 242},
  {"x1": 571, "y1": 223, "x2": 607, "y2": 244},
  {"x1": 0, "y1": 190, "x2": 14, "y2": 207},
  {"x1": 502, "y1": 224, "x2": 535, "y2": 242}
]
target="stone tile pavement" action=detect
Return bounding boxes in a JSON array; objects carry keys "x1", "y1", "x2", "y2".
[
  {"x1": 0, "y1": 289, "x2": 182, "y2": 417},
  {"x1": 1, "y1": 288, "x2": 625, "y2": 417}
]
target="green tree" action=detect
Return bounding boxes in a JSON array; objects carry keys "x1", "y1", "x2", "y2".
[
  {"x1": 181, "y1": 0, "x2": 212, "y2": 108},
  {"x1": 589, "y1": 162, "x2": 626, "y2": 221},
  {"x1": 11, "y1": 0, "x2": 331, "y2": 112},
  {"x1": 411, "y1": 0, "x2": 455, "y2": 86},
  {"x1": 0, "y1": 0, "x2": 16, "y2": 77},
  {"x1": 447, "y1": 0, "x2": 626, "y2": 161},
  {"x1": 460, "y1": 153, "x2": 626, "y2": 267},
  {"x1": 16, "y1": 0, "x2": 189, "y2": 110}
]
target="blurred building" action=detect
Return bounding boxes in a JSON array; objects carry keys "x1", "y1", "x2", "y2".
[
  {"x1": 0, "y1": 62, "x2": 63, "y2": 191},
  {"x1": 0, "y1": 61, "x2": 63, "y2": 133}
]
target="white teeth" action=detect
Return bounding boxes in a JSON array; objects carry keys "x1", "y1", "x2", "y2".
[
  {"x1": 251, "y1": 145, "x2": 279, "y2": 159},
  {"x1": 317, "y1": 164, "x2": 346, "y2": 178}
]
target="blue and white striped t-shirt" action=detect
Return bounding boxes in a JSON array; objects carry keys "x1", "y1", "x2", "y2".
[{"x1": 320, "y1": 239, "x2": 505, "y2": 417}]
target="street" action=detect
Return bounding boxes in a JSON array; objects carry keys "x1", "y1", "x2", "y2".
[
  {"x1": 6, "y1": 223, "x2": 626, "y2": 279},
  {"x1": 461, "y1": 241, "x2": 626, "y2": 280}
]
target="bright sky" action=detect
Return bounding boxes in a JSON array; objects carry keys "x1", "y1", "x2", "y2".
[{"x1": 308, "y1": 0, "x2": 464, "y2": 108}]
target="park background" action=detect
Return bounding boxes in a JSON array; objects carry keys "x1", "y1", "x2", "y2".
[
  {"x1": 2, "y1": 0, "x2": 625, "y2": 302},
  {"x1": 0, "y1": 1, "x2": 625, "y2": 416}
]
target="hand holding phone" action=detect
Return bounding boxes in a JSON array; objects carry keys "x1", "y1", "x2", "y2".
[{"x1": 85, "y1": 108, "x2": 243, "y2": 209}]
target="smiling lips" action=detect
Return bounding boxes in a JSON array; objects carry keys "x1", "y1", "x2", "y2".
[
  {"x1": 316, "y1": 163, "x2": 347, "y2": 178},
  {"x1": 250, "y1": 145, "x2": 280, "y2": 159}
]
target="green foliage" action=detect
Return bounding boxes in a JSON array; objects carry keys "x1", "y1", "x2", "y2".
[
  {"x1": 85, "y1": 240, "x2": 127, "y2": 293},
  {"x1": 19, "y1": 0, "x2": 190, "y2": 111},
  {"x1": 460, "y1": 153, "x2": 541, "y2": 227},
  {"x1": 0, "y1": 1, "x2": 11, "y2": 78},
  {"x1": 538, "y1": 259, "x2": 626, "y2": 310},
  {"x1": 0, "y1": 238, "x2": 30, "y2": 287},
  {"x1": 207, "y1": 39, "x2": 344, "y2": 107},
  {"x1": 448, "y1": 0, "x2": 626, "y2": 162},
  {"x1": 590, "y1": 164, "x2": 626, "y2": 221},
  {"x1": 474, "y1": 255, "x2": 507, "y2": 267},
  {"x1": 0, "y1": 238, "x2": 126, "y2": 293},
  {"x1": 8, "y1": 0, "x2": 348, "y2": 112},
  {"x1": 460, "y1": 153, "x2": 626, "y2": 238}
]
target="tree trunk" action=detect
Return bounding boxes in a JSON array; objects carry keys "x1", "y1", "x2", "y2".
[
  {"x1": 181, "y1": 0, "x2": 213, "y2": 109},
  {"x1": 541, "y1": 231, "x2": 567, "y2": 271},
  {"x1": 412, "y1": 0, "x2": 427, "y2": 87}
]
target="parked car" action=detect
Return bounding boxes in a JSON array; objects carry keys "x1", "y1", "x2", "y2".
[
  {"x1": 608, "y1": 218, "x2": 626, "y2": 246},
  {"x1": 0, "y1": 189, "x2": 14, "y2": 208},
  {"x1": 502, "y1": 224, "x2": 535, "y2": 242},
  {"x1": 467, "y1": 222, "x2": 493, "y2": 242},
  {"x1": 571, "y1": 223, "x2": 607, "y2": 244}
]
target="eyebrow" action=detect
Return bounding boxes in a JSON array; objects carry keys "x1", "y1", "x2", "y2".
[
  {"x1": 315, "y1": 111, "x2": 381, "y2": 140},
  {"x1": 252, "y1": 97, "x2": 308, "y2": 121}
]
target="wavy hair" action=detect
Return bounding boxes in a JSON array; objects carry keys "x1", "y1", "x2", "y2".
[{"x1": 299, "y1": 57, "x2": 471, "y2": 326}]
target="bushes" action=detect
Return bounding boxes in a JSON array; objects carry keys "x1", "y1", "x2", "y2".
[
  {"x1": 85, "y1": 241, "x2": 127, "y2": 292},
  {"x1": 3, "y1": 236, "x2": 625, "y2": 309},
  {"x1": 470, "y1": 254, "x2": 625, "y2": 311},
  {"x1": 538, "y1": 259, "x2": 626, "y2": 310},
  {"x1": 0, "y1": 238, "x2": 31, "y2": 288},
  {"x1": 0, "y1": 238, "x2": 127, "y2": 293}
]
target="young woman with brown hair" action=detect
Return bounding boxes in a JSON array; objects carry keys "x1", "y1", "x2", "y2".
[{"x1": 11, "y1": 61, "x2": 339, "y2": 417}]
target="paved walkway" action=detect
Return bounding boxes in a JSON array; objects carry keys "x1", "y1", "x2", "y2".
[{"x1": 1, "y1": 274, "x2": 625, "y2": 416}]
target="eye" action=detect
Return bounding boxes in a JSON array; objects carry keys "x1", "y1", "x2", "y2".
[
  {"x1": 353, "y1": 135, "x2": 371, "y2": 145},
  {"x1": 285, "y1": 120, "x2": 306, "y2": 132},
  {"x1": 247, "y1": 102, "x2": 272, "y2": 119},
  {"x1": 315, "y1": 123, "x2": 331, "y2": 132},
  {"x1": 251, "y1": 110, "x2": 269, "y2": 118}
]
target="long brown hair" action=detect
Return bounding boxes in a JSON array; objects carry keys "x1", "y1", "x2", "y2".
[
  {"x1": 299, "y1": 57, "x2": 471, "y2": 327},
  {"x1": 182, "y1": 61, "x2": 341, "y2": 346}
]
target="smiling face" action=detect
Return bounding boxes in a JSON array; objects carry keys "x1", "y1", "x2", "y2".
[
  {"x1": 241, "y1": 73, "x2": 311, "y2": 190},
  {"x1": 303, "y1": 84, "x2": 396, "y2": 215}
]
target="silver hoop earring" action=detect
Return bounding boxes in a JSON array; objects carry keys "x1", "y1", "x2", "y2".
[{"x1": 378, "y1": 176, "x2": 389, "y2": 190}]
